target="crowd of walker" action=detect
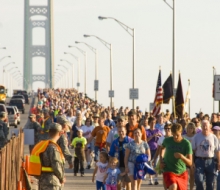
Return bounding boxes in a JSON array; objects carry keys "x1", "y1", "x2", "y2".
[{"x1": 8, "y1": 88, "x2": 220, "y2": 190}]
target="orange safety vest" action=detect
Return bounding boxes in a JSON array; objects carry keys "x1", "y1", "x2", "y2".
[{"x1": 28, "y1": 140, "x2": 65, "y2": 176}]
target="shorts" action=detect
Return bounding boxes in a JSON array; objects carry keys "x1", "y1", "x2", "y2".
[
  {"x1": 149, "y1": 149, "x2": 159, "y2": 168},
  {"x1": 163, "y1": 171, "x2": 188, "y2": 189},
  {"x1": 94, "y1": 146, "x2": 99, "y2": 161},
  {"x1": 87, "y1": 139, "x2": 94, "y2": 151},
  {"x1": 118, "y1": 167, "x2": 131, "y2": 182},
  {"x1": 128, "y1": 162, "x2": 135, "y2": 176}
]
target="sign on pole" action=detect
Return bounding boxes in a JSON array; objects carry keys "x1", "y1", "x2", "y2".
[
  {"x1": 150, "y1": 103, "x2": 154, "y2": 111},
  {"x1": 129, "y1": 88, "x2": 139, "y2": 99},
  {"x1": 109, "y1": 90, "x2": 114, "y2": 98},
  {"x1": 77, "y1": 82, "x2": 80, "y2": 87},
  {"x1": 214, "y1": 75, "x2": 220, "y2": 101},
  {"x1": 23, "y1": 129, "x2": 34, "y2": 145},
  {"x1": 94, "y1": 80, "x2": 99, "y2": 91}
]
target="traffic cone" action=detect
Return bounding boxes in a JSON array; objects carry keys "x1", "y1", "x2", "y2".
[{"x1": 17, "y1": 181, "x2": 22, "y2": 190}]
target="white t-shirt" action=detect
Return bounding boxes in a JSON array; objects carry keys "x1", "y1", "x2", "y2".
[
  {"x1": 157, "y1": 136, "x2": 165, "y2": 146},
  {"x1": 183, "y1": 134, "x2": 194, "y2": 145},
  {"x1": 81, "y1": 125, "x2": 95, "y2": 139},
  {"x1": 96, "y1": 162, "x2": 108, "y2": 182},
  {"x1": 66, "y1": 116, "x2": 76, "y2": 126}
]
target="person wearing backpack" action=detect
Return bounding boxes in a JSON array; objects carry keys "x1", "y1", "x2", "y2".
[{"x1": 126, "y1": 109, "x2": 146, "y2": 141}]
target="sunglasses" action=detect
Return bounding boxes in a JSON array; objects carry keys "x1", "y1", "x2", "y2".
[{"x1": 164, "y1": 128, "x2": 171, "y2": 130}]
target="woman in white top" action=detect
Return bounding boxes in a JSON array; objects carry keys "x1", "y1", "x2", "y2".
[
  {"x1": 182, "y1": 122, "x2": 196, "y2": 190},
  {"x1": 81, "y1": 118, "x2": 95, "y2": 169},
  {"x1": 65, "y1": 109, "x2": 76, "y2": 140}
]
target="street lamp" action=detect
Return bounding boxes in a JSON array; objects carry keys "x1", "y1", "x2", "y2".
[
  {"x1": 3, "y1": 62, "x2": 15, "y2": 85},
  {"x1": 64, "y1": 52, "x2": 80, "y2": 91},
  {"x1": 84, "y1": 34, "x2": 113, "y2": 107},
  {"x1": 75, "y1": 41, "x2": 98, "y2": 101},
  {"x1": 60, "y1": 59, "x2": 74, "y2": 88},
  {"x1": 58, "y1": 64, "x2": 70, "y2": 88},
  {"x1": 162, "y1": 0, "x2": 176, "y2": 111},
  {"x1": 56, "y1": 68, "x2": 67, "y2": 88},
  {"x1": 68, "y1": 45, "x2": 87, "y2": 94},
  {"x1": 0, "y1": 55, "x2": 11, "y2": 62},
  {"x1": 98, "y1": 16, "x2": 136, "y2": 108}
]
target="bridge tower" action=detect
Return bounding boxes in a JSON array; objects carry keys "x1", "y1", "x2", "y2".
[{"x1": 23, "y1": 0, "x2": 54, "y2": 90}]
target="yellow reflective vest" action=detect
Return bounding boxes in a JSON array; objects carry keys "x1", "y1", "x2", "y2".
[{"x1": 28, "y1": 140, "x2": 64, "y2": 176}]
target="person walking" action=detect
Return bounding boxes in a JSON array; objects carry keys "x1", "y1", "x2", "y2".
[
  {"x1": 87, "y1": 116, "x2": 110, "y2": 162},
  {"x1": 109, "y1": 126, "x2": 133, "y2": 190},
  {"x1": 27, "y1": 114, "x2": 41, "y2": 153},
  {"x1": 92, "y1": 151, "x2": 109, "y2": 190},
  {"x1": 81, "y1": 118, "x2": 95, "y2": 169},
  {"x1": 106, "y1": 116, "x2": 125, "y2": 152},
  {"x1": 124, "y1": 128, "x2": 150, "y2": 190},
  {"x1": 183, "y1": 122, "x2": 196, "y2": 190},
  {"x1": 30, "y1": 123, "x2": 65, "y2": 190},
  {"x1": 72, "y1": 129, "x2": 87, "y2": 177},
  {"x1": 160, "y1": 123, "x2": 192, "y2": 190},
  {"x1": 146, "y1": 116, "x2": 162, "y2": 185},
  {"x1": 212, "y1": 126, "x2": 220, "y2": 190},
  {"x1": 192, "y1": 120, "x2": 220, "y2": 190},
  {"x1": 126, "y1": 109, "x2": 146, "y2": 141},
  {"x1": 0, "y1": 112, "x2": 8, "y2": 148}
]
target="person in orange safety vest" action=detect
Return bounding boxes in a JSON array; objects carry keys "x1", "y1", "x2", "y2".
[{"x1": 29, "y1": 122, "x2": 65, "y2": 189}]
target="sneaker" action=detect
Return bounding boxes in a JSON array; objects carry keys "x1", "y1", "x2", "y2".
[
  {"x1": 154, "y1": 181, "x2": 159, "y2": 185},
  {"x1": 148, "y1": 180, "x2": 153, "y2": 185},
  {"x1": 81, "y1": 174, "x2": 84, "y2": 177}
]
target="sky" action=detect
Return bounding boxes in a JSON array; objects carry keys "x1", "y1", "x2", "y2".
[{"x1": 0, "y1": 0, "x2": 220, "y2": 118}]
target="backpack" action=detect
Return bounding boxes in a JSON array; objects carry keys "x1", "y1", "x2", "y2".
[{"x1": 133, "y1": 154, "x2": 156, "y2": 180}]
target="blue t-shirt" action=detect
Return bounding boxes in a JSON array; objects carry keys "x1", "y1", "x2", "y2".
[{"x1": 105, "y1": 168, "x2": 121, "y2": 185}]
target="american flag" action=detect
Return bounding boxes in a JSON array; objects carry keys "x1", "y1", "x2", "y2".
[{"x1": 152, "y1": 70, "x2": 163, "y2": 116}]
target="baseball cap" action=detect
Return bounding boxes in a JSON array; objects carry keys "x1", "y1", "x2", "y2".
[{"x1": 213, "y1": 126, "x2": 220, "y2": 131}]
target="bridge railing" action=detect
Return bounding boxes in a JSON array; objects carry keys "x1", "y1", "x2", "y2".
[{"x1": 0, "y1": 129, "x2": 24, "y2": 190}]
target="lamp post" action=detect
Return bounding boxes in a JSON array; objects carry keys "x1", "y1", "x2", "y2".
[
  {"x1": 162, "y1": 0, "x2": 176, "y2": 112},
  {"x1": 6, "y1": 66, "x2": 18, "y2": 96},
  {"x1": 58, "y1": 64, "x2": 70, "y2": 88},
  {"x1": 213, "y1": 66, "x2": 216, "y2": 113},
  {"x1": 98, "y1": 16, "x2": 135, "y2": 108},
  {"x1": 60, "y1": 59, "x2": 74, "y2": 88},
  {"x1": 84, "y1": 34, "x2": 113, "y2": 107},
  {"x1": 68, "y1": 46, "x2": 87, "y2": 94},
  {"x1": 2, "y1": 61, "x2": 14, "y2": 85},
  {"x1": 75, "y1": 41, "x2": 98, "y2": 101},
  {"x1": 64, "y1": 52, "x2": 80, "y2": 91},
  {"x1": 56, "y1": 69, "x2": 67, "y2": 88},
  {"x1": 54, "y1": 72, "x2": 63, "y2": 88}
]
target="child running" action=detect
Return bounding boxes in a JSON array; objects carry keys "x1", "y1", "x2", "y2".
[
  {"x1": 72, "y1": 129, "x2": 87, "y2": 177},
  {"x1": 92, "y1": 151, "x2": 109, "y2": 190},
  {"x1": 103, "y1": 157, "x2": 126, "y2": 190}
]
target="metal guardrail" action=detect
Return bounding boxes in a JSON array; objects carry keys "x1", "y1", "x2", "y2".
[{"x1": 0, "y1": 129, "x2": 24, "y2": 190}]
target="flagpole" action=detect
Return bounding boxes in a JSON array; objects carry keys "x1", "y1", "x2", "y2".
[
  {"x1": 188, "y1": 79, "x2": 190, "y2": 118},
  {"x1": 213, "y1": 66, "x2": 215, "y2": 113}
]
